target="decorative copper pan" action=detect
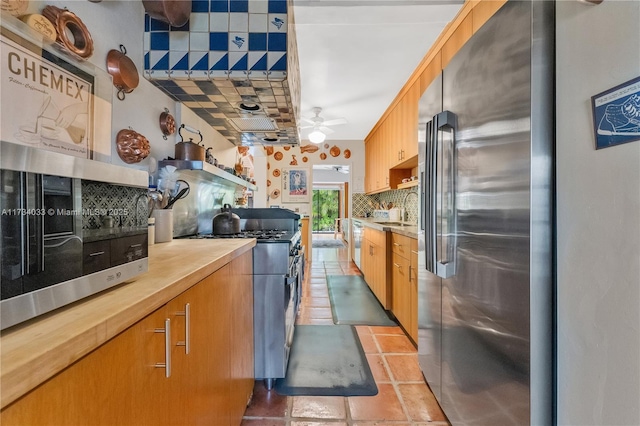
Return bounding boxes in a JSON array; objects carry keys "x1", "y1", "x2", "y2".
[
  {"x1": 159, "y1": 108, "x2": 176, "y2": 139},
  {"x1": 116, "y1": 128, "x2": 150, "y2": 164},
  {"x1": 142, "y1": 0, "x2": 191, "y2": 27},
  {"x1": 42, "y1": 5, "x2": 94, "y2": 59},
  {"x1": 107, "y1": 45, "x2": 139, "y2": 100}
]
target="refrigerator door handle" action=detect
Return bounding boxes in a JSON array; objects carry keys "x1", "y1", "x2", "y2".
[
  {"x1": 425, "y1": 118, "x2": 436, "y2": 273},
  {"x1": 434, "y1": 110, "x2": 457, "y2": 279}
]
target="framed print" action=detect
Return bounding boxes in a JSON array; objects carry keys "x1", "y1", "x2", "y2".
[
  {"x1": 591, "y1": 76, "x2": 640, "y2": 150},
  {"x1": 282, "y1": 168, "x2": 310, "y2": 203},
  {"x1": 0, "y1": 22, "x2": 110, "y2": 160}
]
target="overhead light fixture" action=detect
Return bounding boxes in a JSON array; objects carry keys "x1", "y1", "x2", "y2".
[{"x1": 308, "y1": 129, "x2": 326, "y2": 144}]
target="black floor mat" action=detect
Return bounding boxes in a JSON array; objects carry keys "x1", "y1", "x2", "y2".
[
  {"x1": 274, "y1": 325, "x2": 378, "y2": 396},
  {"x1": 327, "y1": 275, "x2": 396, "y2": 326}
]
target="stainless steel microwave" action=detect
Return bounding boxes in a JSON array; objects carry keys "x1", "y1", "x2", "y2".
[{"x1": 0, "y1": 141, "x2": 149, "y2": 330}]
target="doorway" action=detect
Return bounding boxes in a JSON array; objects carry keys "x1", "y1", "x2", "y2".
[{"x1": 311, "y1": 189, "x2": 340, "y2": 233}]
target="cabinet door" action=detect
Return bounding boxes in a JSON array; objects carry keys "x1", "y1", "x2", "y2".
[
  {"x1": 409, "y1": 238, "x2": 419, "y2": 341},
  {"x1": 0, "y1": 307, "x2": 171, "y2": 426},
  {"x1": 229, "y1": 251, "x2": 254, "y2": 425},
  {"x1": 392, "y1": 252, "x2": 411, "y2": 330}
]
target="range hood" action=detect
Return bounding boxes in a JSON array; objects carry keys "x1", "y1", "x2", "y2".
[{"x1": 143, "y1": 0, "x2": 300, "y2": 146}]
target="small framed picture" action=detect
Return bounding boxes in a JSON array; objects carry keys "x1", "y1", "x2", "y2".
[
  {"x1": 591, "y1": 76, "x2": 640, "y2": 149},
  {"x1": 282, "y1": 168, "x2": 310, "y2": 203}
]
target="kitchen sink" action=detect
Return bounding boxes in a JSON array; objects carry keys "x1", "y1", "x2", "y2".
[{"x1": 373, "y1": 221, "x2": 405, "y2": 226}]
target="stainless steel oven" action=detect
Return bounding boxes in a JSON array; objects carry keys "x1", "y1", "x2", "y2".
[{"x1": 0, "y1": 141, "x2": 148, "y2": 330}]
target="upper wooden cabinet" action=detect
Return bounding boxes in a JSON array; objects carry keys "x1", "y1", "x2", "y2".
[{"x1": 364, "y1": 0, "x2": 507, "y2": 195}]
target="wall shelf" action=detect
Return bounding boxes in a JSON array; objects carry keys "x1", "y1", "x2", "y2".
[
  {"x1": 397, "y1": 180, "x2": 418, "y2": 190},
  {"x1": 158, "y1": 160, "x2": 258, "y2": 192}
]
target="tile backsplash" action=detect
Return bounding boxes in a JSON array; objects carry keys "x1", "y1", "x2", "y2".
[
  {"x1": 352, "y1": 188, "x2": 419, "y2": 223},
  {"x1": 82, "y1": 181, "x2": 148, "y2": 229}
]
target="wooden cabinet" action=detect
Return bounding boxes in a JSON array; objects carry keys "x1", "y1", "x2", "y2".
[
  {"x1": 391, "y1": 233, "x2": 418, "y2": 342},
  {"x1": 0, "y1": 251, "x2": 254, "y2": 426},
  {"x1": 361, "y1": 227, "x2": 390, "y2": 309},
  {"x1": 300, "y1": 217, "x2": 310, "y2": 262},
  {"x1": 364, "y1": 0, "x2": 508, "y2": 195}
]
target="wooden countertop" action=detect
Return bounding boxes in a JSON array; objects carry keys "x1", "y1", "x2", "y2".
[
  {"x1": 351, "y1": 217, "x2": 418, "y2": 239},
  {"x1": 0, "y1": 239, "x2": 256, "y2": 409}
]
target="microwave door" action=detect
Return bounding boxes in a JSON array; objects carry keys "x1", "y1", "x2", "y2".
[{"x1": 1, "y1": 171, "x2": 26, "y2": 299}]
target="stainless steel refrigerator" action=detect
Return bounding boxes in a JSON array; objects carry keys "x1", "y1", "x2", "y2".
[{"x1": 417, "y1": 1, "x2": 554, "y2": 424}]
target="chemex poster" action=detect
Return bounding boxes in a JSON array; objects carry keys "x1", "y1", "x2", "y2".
[
  {"x1": 1, "y1": 34, "x2": 94, "y2": 158},
  {"x1": 282, "y1": 168, "x2": 310, "y2": 203}
]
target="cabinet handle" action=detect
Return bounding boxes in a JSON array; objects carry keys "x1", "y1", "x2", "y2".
[
  {"x1": 409, "y1": 265, "x2": 413, "y2": 282},
  {"x1": 393, "y1": 243, "x2": 401, "y2": 247},
  {"x1": 401, "y1": 149, "x2": 405, "y2": 160},
  {"x1": 176, "y1": 303, "x2": 191, "y2": 354},
  {"x1": 393, "y1": 262, "x2": 401, "y2": 268},
  {"x1": 411, "y1": 250, "x2": 418, "y2": 255},
  {"x1": 89, "y1": 251, "x2": 105, "y2": 257},
  {"x1": 155, "y1": 318, "x2": 171, "y2": 378},
  {"x1": 129, "y1": 244, "x2": 142, "y2": 248}
]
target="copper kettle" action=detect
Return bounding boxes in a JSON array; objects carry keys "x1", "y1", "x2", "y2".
[{"x1": 175, "y1": 124, "x2": 205, "y2": 161}]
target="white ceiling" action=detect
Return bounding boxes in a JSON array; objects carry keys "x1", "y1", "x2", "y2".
[{"x1": 292, "y1": 0, "x2": 463, "y2": 142}]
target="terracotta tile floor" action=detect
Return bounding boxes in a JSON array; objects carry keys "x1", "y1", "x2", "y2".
[{"x1": 242, "y1": 235, "x2": 450, "y2": 426}]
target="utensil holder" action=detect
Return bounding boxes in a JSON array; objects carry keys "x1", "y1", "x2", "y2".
[{"x1": 153, "y1": 210, "x2": 173, "y2": 243}]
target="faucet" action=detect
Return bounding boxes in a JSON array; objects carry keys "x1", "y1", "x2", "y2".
[
  {"x1": 401, "y1": 190, "x2": 419, "y2": 222},
  {"x1": 134, "y1": 192, "x2": 149, "y2": 226}
]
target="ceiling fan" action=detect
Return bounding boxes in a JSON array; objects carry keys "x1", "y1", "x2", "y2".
[{"x1": 300, "y1": 107, "x2": 347, "y2": 143}]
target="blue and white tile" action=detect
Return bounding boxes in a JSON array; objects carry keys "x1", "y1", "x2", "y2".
[
  {"x1": 267, "y1": 70, "x2": 286, "y2": 81},
  {"x1": 170, "y1": 51, "x2": 189, "y2": 70},
  {"x1": 190, "y1": 32, "x2": 210, "y2": 51},
  {"x1": 209, "y1": 12, "x2": 229, "y2": 31},
  {"x1": 170, "y1": 31, "x2": 189, "y2": 51},
  {"x1": 171, "y1": 70, "x2": 191, "y2": 79},
  {"x1": 229, "y1": 52, "x2": 248, "y2": 70},
  {"x1": 143, "y1": 32, "x2": 150, "y2": 51},
  {"x1": 189, "y1": 51, "x2": 209, "y2": 70},
  {"x1": 229, "y1": 32, "x2": 249, "y2": 51},
  {"x1": 209, "y1": 51, "x2": 228, "y2": 70},
  {"x1": 248, "y1": 51, "x2": 268, "y2": 71},
  {"x1": 189, "y1": 12, "x2": 210, "y2": 32},
  {"x1": 229, "y1": 12, "x2": 248, "y2": 32},
  {"x1": 267, "y1": 32, "x2": 287, "y2": 51},
  {"x1": 190, "y1": 70, "x2": 209, "y2": 79},
  {"x1": 249, "y1": 0, "x2": 268, "y2": 14},
  {"x1": 268, "y1": 13, "x2": 286, "y2": 32},
  {"x1": 249, "y1": 13, "x2": 268, "y2": 33},
  {"x1": 149, "y1": 51, "x2": 170, "y2": 70}
]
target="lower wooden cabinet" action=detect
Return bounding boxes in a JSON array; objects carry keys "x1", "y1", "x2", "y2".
[
  {"x1": 361, "y1": 227, "x2": 390, "y2": 309},
  {"x1": 0, "y1": 251, "x2": 254, "y2": 426},
  {"x1": 391, "y1": 233, "x2": 418, "y2": 342}
]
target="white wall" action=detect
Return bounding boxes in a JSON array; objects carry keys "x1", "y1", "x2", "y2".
[
  {"x1": 18, "y1": 1, "x2": 239, "y2": 180},
  {"x1": 556, "y1": 2, "x2": 640, "y2": 425}
]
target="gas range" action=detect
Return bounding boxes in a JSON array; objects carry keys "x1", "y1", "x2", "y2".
[{"x1": 192, "y1": 229, "x2": 298, "y2": 244}]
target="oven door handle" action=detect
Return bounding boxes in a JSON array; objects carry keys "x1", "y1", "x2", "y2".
[{"x1": 287, "y1": 254, "x2": 302, "y2": 278}]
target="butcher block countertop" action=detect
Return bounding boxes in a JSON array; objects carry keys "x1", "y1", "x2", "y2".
[{"x1": 0, "y1": 239, "x2": 256, "y2": 409}]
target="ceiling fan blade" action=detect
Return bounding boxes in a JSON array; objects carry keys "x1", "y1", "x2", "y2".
[
  {"x1": 319, "y1": 126, "x2": 335, "y2": 134},
  {"x1": 299, "y1": 124, "x2": 315, "y2": 130},
  {"x1": 321, "y1": 118, "x2": 348, "y2": 127},
  {"x1": 300, "y1": 117, "x2": 316, "y2": 125}
]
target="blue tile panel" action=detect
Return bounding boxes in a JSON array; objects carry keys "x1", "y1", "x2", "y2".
[
  {"x1": 144, "y1": 0, "x2": 299, "y2": 146},
  {"x1": 145, "y1": 1, "x2": 288, "y2": 74}
]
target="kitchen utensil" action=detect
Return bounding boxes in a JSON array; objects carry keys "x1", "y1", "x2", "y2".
[
  {"x1": 300, "y1": 144, "x2": 319, "y2": 154},
  {"x1": 344, "y1": 149, "x2": 351, "y2": 159},
  {"x1": 274, "y1": 151, "x2": 283, "y2": 161},
  {"x1": 1, "y1": 0, "x2": 27, "y2": 16},
  {"x1": 42, "y1": 5, "x2": 94, "y2": 59},
  {"x1": 106, "y1": 45, "x2": 139, "y2": 100},
  {"x1": 101, "y1": 215, "x2": 116, "y2": 228},
  {"x1": 320, "y1": 153, "x2": 327, "y2": 160},
  {"x1": 330, "y1": 145, "x2": 341, "y2": 157},
  {"x1": 212, "y1": 203, "x2": 240, "y2": 235},
  {"x1": 159, "y1": 108, "x2": 176, "y2": 139},
  {"x1": 116, "y1": 128, "x2": 150, "y2": 164},
  {"x1": 175, "y1": 124, "x2": 205, "y2": 161},
  {"x1": 142, "y1": 0, "x2": 191, "y2": 27},
  {"x1": 273, "y1": 169, "x2": 280, "y2": 177},
  {"x1": 163, "y1": 186, "x2": 188, "y2": 209},
  {"x1": 20, "y1": 14, "x2": 57, "y2": 42}
]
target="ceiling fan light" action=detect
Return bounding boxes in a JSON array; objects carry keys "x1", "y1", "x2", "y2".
[{"x1": 308, "y1": 130, "x2": 326, "y2": 144}]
